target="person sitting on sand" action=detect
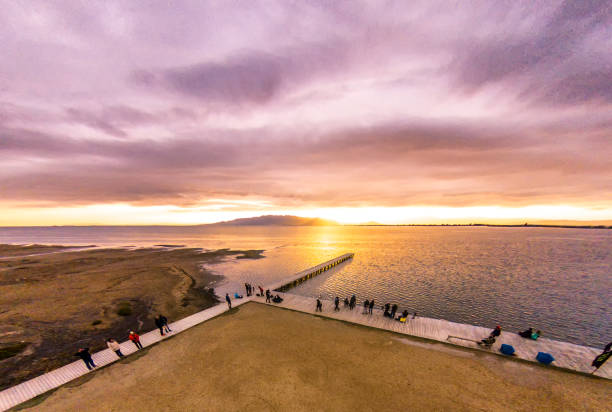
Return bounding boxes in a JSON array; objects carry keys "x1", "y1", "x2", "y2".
[
  {"x1": 234, "y1": 292, "x2": 243, "y2": 299},
  {"x1": 490, "y1": 325, "x2": 502, "y2": 338},
  {"x1": 518, "y1": 327, "x2": 533, "y2": 338},
  {"x1": 272, "y1": 294, "x2": 283, "y2": 303},
  {"x1": 316, "y1": 298, "x2": 323, "y2": 312},
  {"x1": 397, "y1": 310, "x2": 409, "y2": 321},
  {"x1": 531, "y1": 330, "x2": 541, "y2": 340}
]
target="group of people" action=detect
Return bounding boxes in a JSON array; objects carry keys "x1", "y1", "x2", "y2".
[
  {"x1": 74, "y1": 314, "x2": 170, "y2": 370},
  {"x1": 518, "y1": 327, "x2": 541, "y2": 340}
]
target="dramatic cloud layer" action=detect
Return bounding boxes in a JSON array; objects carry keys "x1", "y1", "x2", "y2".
[{"x1": 1, "y1": 0, "x2": 611, "y2": 224}]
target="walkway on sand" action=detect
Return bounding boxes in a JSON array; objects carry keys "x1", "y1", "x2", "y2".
[
  {"x1": 0, "y1": 254, "x2": 353, "y2": 412},
  {"x1": 255, "y1": 292, "x2": 611, "y2": 380},
  {"x1": 0, "y1": 252, "x2": 608, "y2": 411}
]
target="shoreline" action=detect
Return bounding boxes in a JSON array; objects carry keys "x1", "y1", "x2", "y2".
[{"x1": 0, "y1": 244, "x2": 263, "y2": 391}]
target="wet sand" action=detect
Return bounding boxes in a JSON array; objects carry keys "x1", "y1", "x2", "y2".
[
  {"x1": 0, "y1": 245, "x2": 262, "y2": 390},
  {"x1": 22, "y1": 303, "x2": 611, "y2": 412}
]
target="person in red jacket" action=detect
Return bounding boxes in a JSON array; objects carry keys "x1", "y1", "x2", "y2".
[{"x1": 129, "y1": 331, "x2": 143, "y2": 349}]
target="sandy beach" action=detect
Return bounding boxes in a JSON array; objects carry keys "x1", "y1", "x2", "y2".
[
  {"x1": 20, "y1": 302, "x2": 611, "y2": 412},
  {"x1": 0, "y1": 244, "x2": 262, "y2": 390}
]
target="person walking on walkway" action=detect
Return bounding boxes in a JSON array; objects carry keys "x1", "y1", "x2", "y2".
[
  {"x1": 75, "y1": 347, "x2": 96, "y2": 370},
  {"x1": 226, "y1": 293, "x2": 232, "y2": 309},
  {"x1": 316, "y1": 298, "x2": 323, "y2": 312},
  {"x1": 129, "y1": 331, "x2": 143, "y2": 349},
  {"x1": 258, "y1": 285, "x2": 264, "y2": 296},
  {"x1": 160, "y1": 314, "x2": 172, "y2": 333},
  {"x1": 266, "y1": 289, "x2": 271, "y2": 303},
  {"x1": 154, "y1": 315, "x2": 165, "y2": 336},
  {"x1": 349, "y1": 295, "x2": 356, "y2": 310},
  {"x1": 363, "y1": 299, "x2": 370, "y2": 314},
  {"x1": 368, "y1": 299, "x2": 374, "y2": 314},
  {"x1": 107, "y1": 338, "x2": 124, "y2": 358},
  {"x1": 334, "y1": 296, "x2": 340, "y2": 311}
]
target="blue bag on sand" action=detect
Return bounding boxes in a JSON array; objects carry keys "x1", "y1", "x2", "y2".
[
  {"x1": 536, "y1": 352, "x2": 555, "y2": 364},
  {"x1": 500, "y1": 344, "x2": 515, "y2": 355}
]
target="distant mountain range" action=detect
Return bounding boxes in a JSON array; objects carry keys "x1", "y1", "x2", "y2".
[{"x1": 210, "y1": 215, "x2": 339, "y2": 226}]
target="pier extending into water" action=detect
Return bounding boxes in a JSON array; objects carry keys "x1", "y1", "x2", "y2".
[{"x1": 0, "y1": 252, "x2": 608, "y2": 411}]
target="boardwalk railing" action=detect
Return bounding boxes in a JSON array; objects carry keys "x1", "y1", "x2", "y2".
[{"x1": 0, "y1": 253, "x2": 354, "y2": 411}]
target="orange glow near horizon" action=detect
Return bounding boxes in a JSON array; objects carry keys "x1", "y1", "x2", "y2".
[{"x1": 1, "y1": 203, "x2": 611, "y2": 226}]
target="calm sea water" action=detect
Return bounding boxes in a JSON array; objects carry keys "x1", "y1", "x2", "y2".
[{"x1": 1, "y1": 225, "x2": 610, "y2": 348}]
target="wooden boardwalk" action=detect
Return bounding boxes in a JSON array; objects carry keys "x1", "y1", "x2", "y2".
[
  {"x1": 1, "y1": 251, "x2": 609, "y2": 410},
  {"x1": 0, "y1": 254, "x2": 353, "y2": 411},
  {"x1": 253, "y1": 292, "x2": 611, "y2": 379}
]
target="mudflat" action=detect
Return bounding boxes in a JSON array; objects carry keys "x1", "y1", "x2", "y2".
[
  {"x1": 0, "y1": 244, "x2": 262, "y2": 390},
  {"x1": 24, "y1": 303, "x2": 611, "y2": 412}
]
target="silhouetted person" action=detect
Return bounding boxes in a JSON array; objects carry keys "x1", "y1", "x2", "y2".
[
  {"x1": 266, "y1": 289, "x2": 271, "y2": 303},
  {"x1": 397, "y1": 310, "x2": 409, "y2": 321},
  {"x1": 334, "y1": 296, "x2": 340, "y2": 311},
  {"x1": 384, "y1": 303, "x2": 390, "y2": 314},
  {"x1": 129, "y1": 331, "x2": 143, "y2": 349},
  {"x1": 349, "y1": 295, "x2": 356, "y2": 310},
  {"x1": 490, "y1": 325, "x2": 501, "y2": 338},
  {"x1": 245, "y1": 283, "x2": 250, "y2": 296},
  {"x1": 363, "y1": 299, "x2": 369, "y2": 314},
  {"x1": 226, "y1": 293, "x2": 232, "y2": 309},
  {"x1": 390, "y1": 304, "x2": 398, "y2": 319},
  {"x1": 259, "y1": 285, "x2": 264, "y2": 296},
  {"x1": 344, "y1": 298, "x2": 349, "y2": 307},
  {"x1": 154, "y1": 315, "x2": 165, "y2": 336},
  {"x1": 107, "y1": 338, "x2": 124, "y2": 358},
  {"x1": 75, "y1": 348, "x2": 96, "y2": 370},
  {"x1": 316, "y1": 299, "x2": 323, "y2": 312},
  {"x1": 519, "y1": 327, "x2": 533, "y2": 338},
  {"x1": 412, "y1": 312, "x2": 417, "y2": 319},
  {"x1": 368, "y1": 299, "x2": 374, "y2": 314},
  {"x1": 160, "y1": 314, "x2": 171, "y2": 333}
]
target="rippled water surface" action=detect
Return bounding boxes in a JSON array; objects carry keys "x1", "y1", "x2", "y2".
[{"x1": 1, "y1": 225, "x2": 610, "y2": 347}]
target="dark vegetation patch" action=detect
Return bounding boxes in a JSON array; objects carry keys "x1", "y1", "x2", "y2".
[
  {"x1": 116, "y1": 302, "x2": 132, "y2": 316},
  {"x1": 0, "y1": 342, "x2": 29, "y2": 361}
]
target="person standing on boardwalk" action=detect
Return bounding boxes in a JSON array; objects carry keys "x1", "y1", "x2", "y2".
[
  {"x1": 107, "y1": 338, "x2": 124, "y2": 358},
  {"x1": 160, "y1": 314, "x2": 172, "y2": 333},
  {"x1": 334, "y1": 296, "x2": 340, "y2": 311},
  {"x1": 384, "y1": 303, "x2": 390, "y2": 316},
  {"x1": 368, "y1": 299, "x2": 374, "y2": 314},
  {"x1": 75, "y1": 348, "x2": 96, "y2": 370},
  {"x1": 245, "y1": 283, "x2": 249, "y2": 296},
  {"x1": 349, "y1": 295, "x2": 356, "y2": 310},
  {"x1": 265, "y1": 289, "x2": 271, "y2": 303},
  {"x1": 258, "y1": 285, "x2": 264, "y2": 296},
  {"x1": 226, "y1": 293, "x2": 232, "y2": 309},
  {"x1": 390, "y1": 304, "x2": 398, "y2": 319},
  {"x1": 154, "y1": 315, "x2": 165, "y2": 336},
  {"x1": 363, "y1": 299, "x2": 369, "y2": 314},
  {"x1": 129, "y1": 331, "x2": 143, "y2": 349},
  {"x1": 316, "y1": 298, "x2": 323, "y2": 312}
]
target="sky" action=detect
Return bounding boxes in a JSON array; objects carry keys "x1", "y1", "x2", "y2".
[{"x1": 1, "y1": 0, "x2": 611, "y2": 225}]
